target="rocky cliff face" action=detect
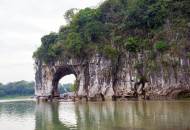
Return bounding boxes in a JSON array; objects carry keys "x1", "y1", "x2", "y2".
[
  {"x1": 34, "y1": 0, "x2": 190, "y2": 100},
  {"x1": 35, "y1": 50, "x2": 190, "y2": 101}
]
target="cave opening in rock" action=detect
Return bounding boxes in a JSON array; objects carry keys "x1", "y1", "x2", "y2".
[{"x1": 51, "y1": 67, "x2": 77, "y2": 98}]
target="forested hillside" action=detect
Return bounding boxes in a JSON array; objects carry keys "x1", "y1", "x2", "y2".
[
  {"x1": 34, "y1": 0, "x2": 190, "y2": 65},
  {"x1": 0, "y1": 81, "x2": 73, "y2": 98},
  {"x1": 0, "y1": 81, "x2": 34, "y2": 98}
]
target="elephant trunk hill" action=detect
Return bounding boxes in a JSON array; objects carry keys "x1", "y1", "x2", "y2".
[{"x1": 33, "y1": 0, "x2": 190, "y2": 101}]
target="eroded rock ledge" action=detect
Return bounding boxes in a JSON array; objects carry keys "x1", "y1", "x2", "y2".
[{"x1": 35, "y1": 52, "x2": 190, "y2": 101}]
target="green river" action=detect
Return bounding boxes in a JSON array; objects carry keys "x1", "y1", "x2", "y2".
[{"x1": 0, "y1": 99, "x2": 190, "y2": 130}]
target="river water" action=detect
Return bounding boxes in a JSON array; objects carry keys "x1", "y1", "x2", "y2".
[{"x1": 0, "y1": 100, "x2": 190, "y2": 130}]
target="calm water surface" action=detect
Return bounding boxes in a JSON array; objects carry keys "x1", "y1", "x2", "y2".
[{"x1": 0, "y1": 100, "x2": 190, "y2": 130}]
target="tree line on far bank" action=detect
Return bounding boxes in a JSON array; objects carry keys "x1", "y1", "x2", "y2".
[{"x1": 0, "y1": 81, "x2": 73, "y2": 98}]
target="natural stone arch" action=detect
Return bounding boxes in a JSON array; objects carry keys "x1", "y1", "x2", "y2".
[
  {"x1": 34, "y1": 55, "x2": 115, "y2": 101},
  {"x1": 51, "y1": 66, "x2": 77, "y2": 97},
  {"x1": 34, "y1": 60, "x2": 81, "y2": 100}
]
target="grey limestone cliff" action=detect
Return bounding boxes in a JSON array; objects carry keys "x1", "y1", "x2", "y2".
[{"x1": 35, "y1": 51, "x2": 190, "y2": 101}]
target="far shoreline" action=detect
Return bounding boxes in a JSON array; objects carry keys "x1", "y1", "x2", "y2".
[{"x1": 0, "y1": 95, "x2": 33, "y2": 100}]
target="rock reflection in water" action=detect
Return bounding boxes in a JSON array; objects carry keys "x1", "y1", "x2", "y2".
[
  {"x1": 35, "y1": 102, "x2": 71, "y2": 130},
  {"x1": 35, "y1": 101, "x2": 190, "y2": 130}
]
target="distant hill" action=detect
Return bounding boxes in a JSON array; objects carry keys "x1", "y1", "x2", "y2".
[{"x1": 0, "y1": 81, "x2": 73, "y2": 98}]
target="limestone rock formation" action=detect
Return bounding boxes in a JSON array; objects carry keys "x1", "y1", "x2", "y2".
[
  {"x1": 35, "y1": 51, "x2": 190, "y2": 100},
  {"x1": 34, "y1": 0, "x2": 190, "y2": 101}
]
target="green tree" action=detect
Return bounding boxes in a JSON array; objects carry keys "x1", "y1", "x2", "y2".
[
  {"x1": 70, "y1": 83, "x2": 77, "y2": 92},
  {"x1": 33, "y1": 33, "x2": 58, "y2": 63},
  {"x1": 65, "y1": 32, "x2": 84, "y2": 57},
  {"x1": 64, "y1": 8, "x2": 78, "y2": 24},
  {"x1": 155, "y1": 41, "x2": 169, "y2": 53},
  {"x1": 124, "y1": 37, "x2": 140, "y2": 53}
]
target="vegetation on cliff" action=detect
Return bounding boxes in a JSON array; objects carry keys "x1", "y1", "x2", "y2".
[{"x1": 34, "y1": 0, "x2": 189, "y2": 60}]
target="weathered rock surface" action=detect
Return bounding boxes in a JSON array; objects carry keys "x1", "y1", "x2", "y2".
[{"x1": 35, "y1": 52, "x2": 190, "y2": 101}]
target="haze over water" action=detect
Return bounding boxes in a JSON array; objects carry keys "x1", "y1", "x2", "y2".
[{"x1": 0, "y1": 100, "x2": 190, "y2": 130}]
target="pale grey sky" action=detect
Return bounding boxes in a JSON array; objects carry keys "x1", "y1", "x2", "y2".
[{"x1": 0, "y1": 0, "x2": 103, "y2": 84}]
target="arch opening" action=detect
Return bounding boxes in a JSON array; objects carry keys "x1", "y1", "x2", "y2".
[
  {"x1": 51, "y1": 67, "x2": 77, "y2": 98},
  {"x1": 59, "y1": 74, "x2": 76, "y2": 95}
]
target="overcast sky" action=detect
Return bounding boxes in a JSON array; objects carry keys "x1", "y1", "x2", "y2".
[{"x1": 0, "y1": 0, "x2": 103, "y2": 84}]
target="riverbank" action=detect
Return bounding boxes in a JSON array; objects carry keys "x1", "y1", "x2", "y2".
[
  {"x1": 0, "y1": 96, "x2": 35, "y2": 103},
  {"x1": 0, "y1": 95, "x2": 33, "y2": 100},
  {"x1": 36, "y1": 94, "x2": 190, "y2": 103}
]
